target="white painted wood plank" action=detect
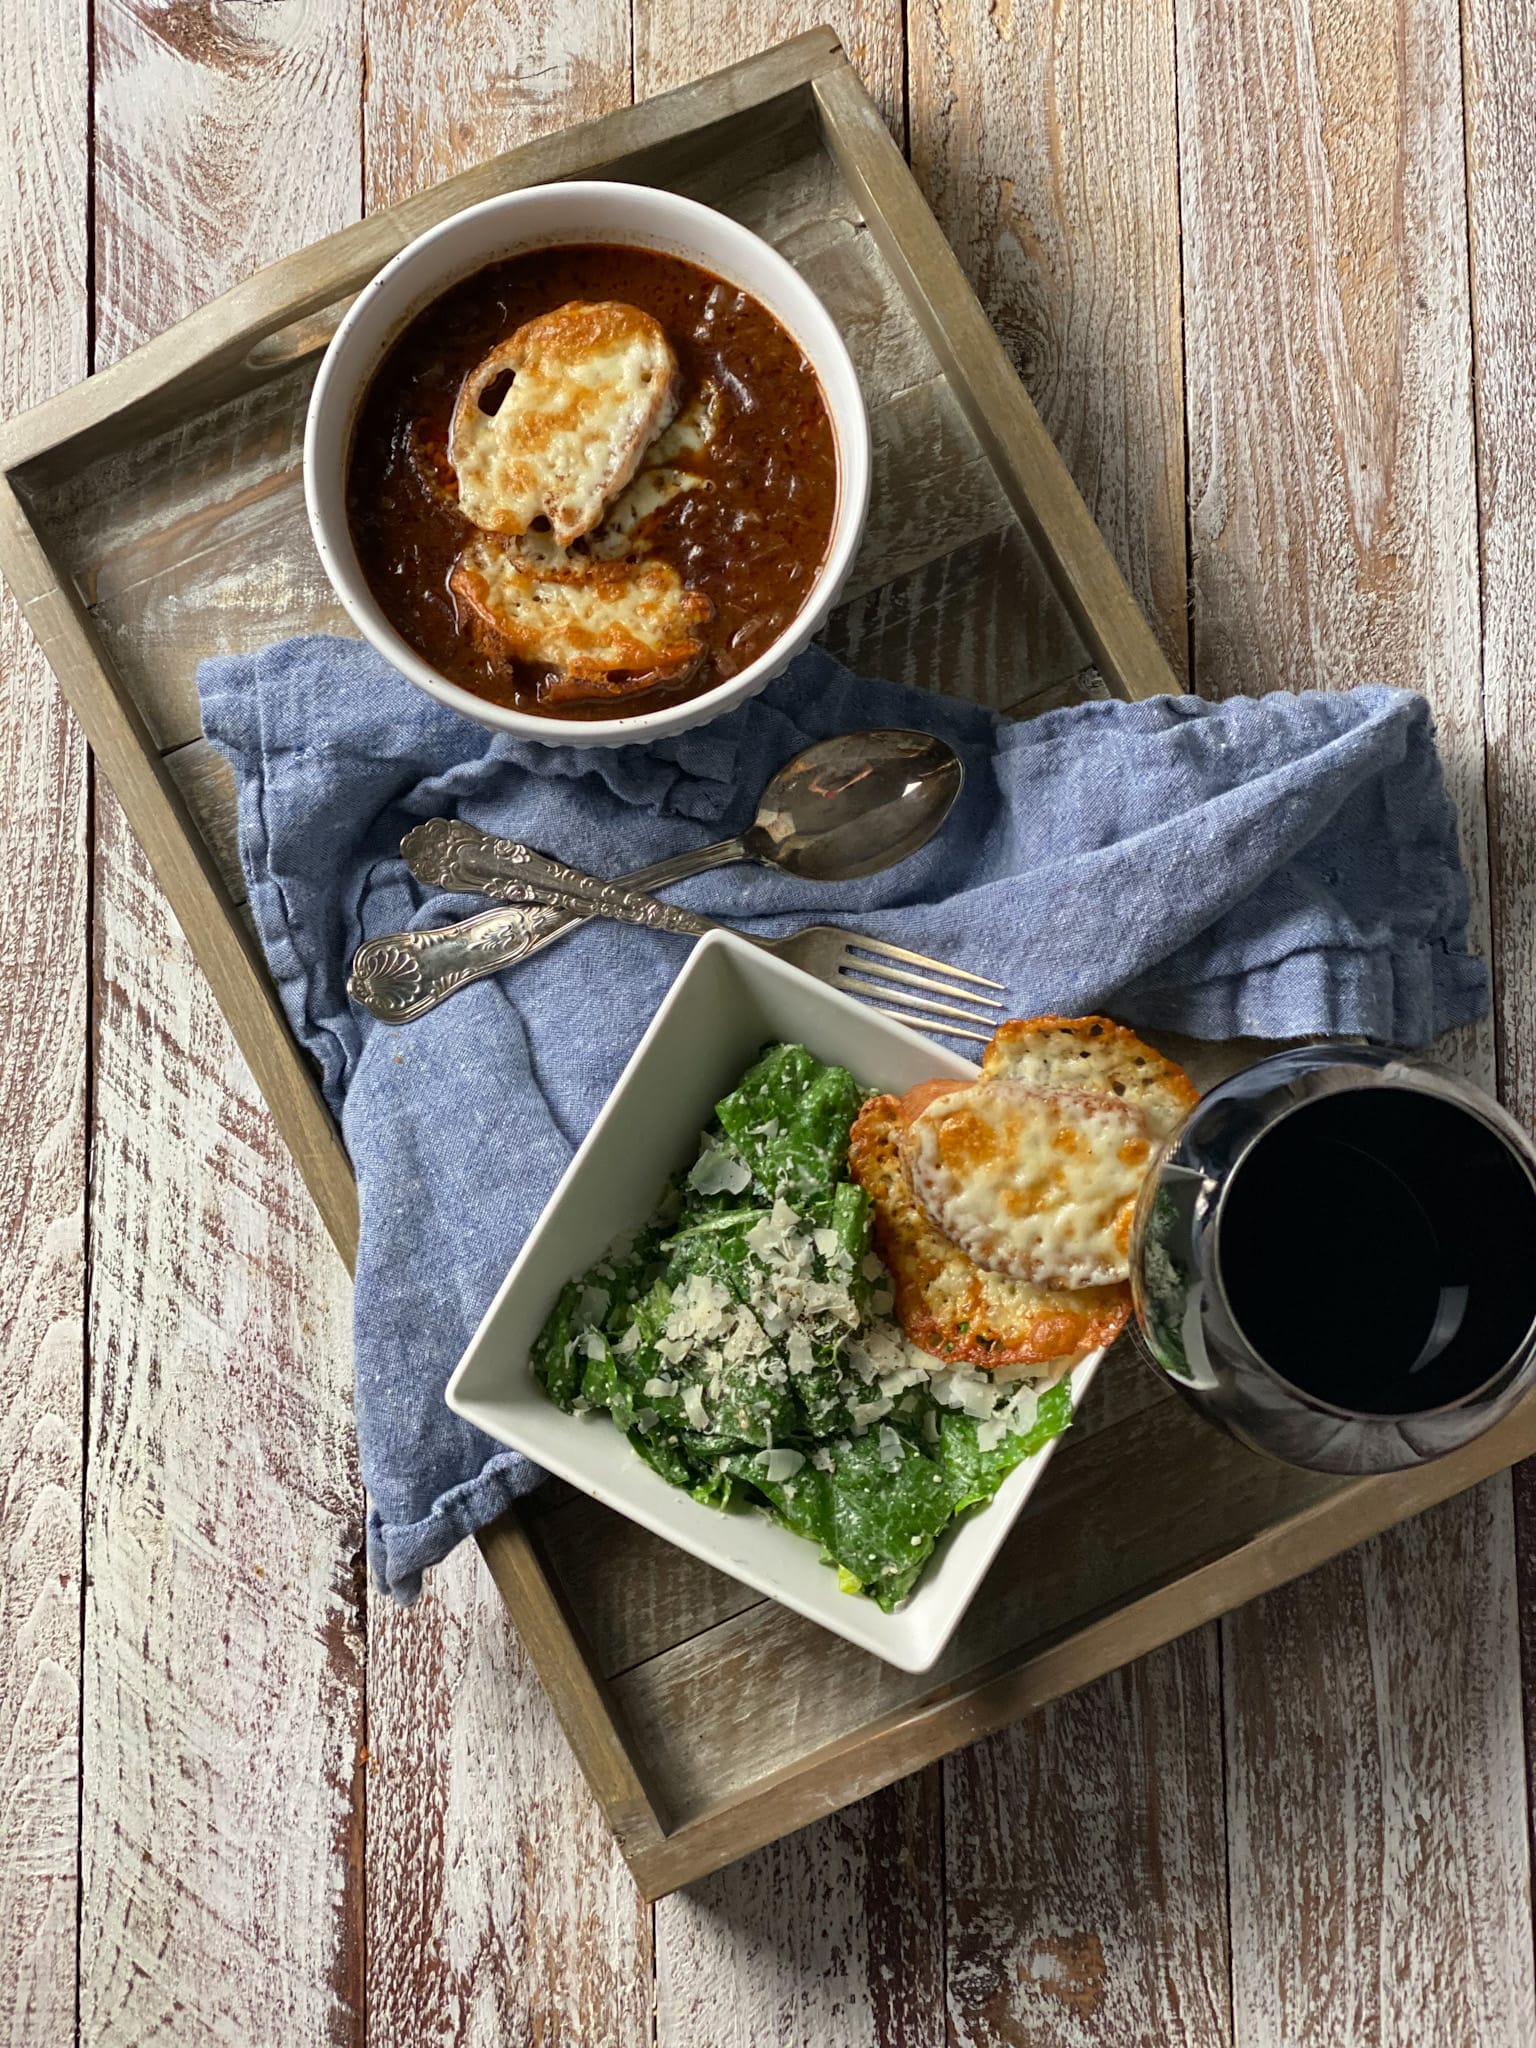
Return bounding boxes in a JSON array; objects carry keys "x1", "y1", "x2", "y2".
[
  {"x1": 945, "y1": 1639, "x2": 1230, "y2": 2048},
  {"x1": 365, "y1": 1554, "x2": 653, "y2": 2048},
  {"x1": 0, "y1": 3, "x2": 89, "y2": 2041},
  {"x1": 911, "y1": 0, "x2": 1190, "y2": 681},
  {"x1": 1177, "y1": 1, "x2": 1532, "y2": 2039},
  {"x1": 1224, "y1": 1492, "x2": 1534, "y2": 2045},
  {"x1": 362, "y1": 0, "x2": 632, "y2": 210},
  {"x1": 1462, "y1": 0, "x2": 1536, "y2": 1933},
  {"x1": 655, "y1": 1773, "x2": 943, "y2": 2048},
  {"x1": 634, "y1": 0, "x2": 905, "y2": 138},
  {"x1": 357, "y1": 9, "x2": 653, "y2": 2044},
  {"x1": 80, "y1": 5, "x2": 367, "y2": 2043}
]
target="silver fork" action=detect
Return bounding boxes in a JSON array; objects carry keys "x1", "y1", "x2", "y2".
[{"x1": 350, "y1": 823, "x2": 1004, "y2": 1040}]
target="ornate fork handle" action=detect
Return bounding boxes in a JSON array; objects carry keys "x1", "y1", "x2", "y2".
[{"x1": 401, "y1": 816, "x2": 743, "y2": 898}]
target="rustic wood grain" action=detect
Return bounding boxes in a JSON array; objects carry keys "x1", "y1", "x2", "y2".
[
  {"x1": 945, "y1": 1636, "x2": 1230, "y2": 2048},
  {"x1": 813, "y1": 59, "x2": 1182, "y2": 704},
  {"x1": 366, "y1": 1555, "x2": 653, "y2": 2048},
  {"x1": 1224, "y1": 1493, "x2": 1534, "y2": 2044},
  {"x1": 1178, "y1": 0, "x2": 1491, "y2": 991},
  {"x1": 634, "y1": 0, "x2": 905, "y2": 138},
  {"x1": 656, "y1": 1771, "x2": 944, "y2": 2048},
  {"x1": 79, "y1": 5, "x2": 367, "y2": 2044},
  {"x1": 910, "y1": 0, "x2": 1190, "y2": 680},
  {"x1": 355, "y1": 10, "x2": 655, "y2": 2043},
  {"x1": 1178, "y1": 1, "x2": 1531, "y2": 2040},
  {"x1": 904, "y1": 12, "x2": 1226, "y2": 2040},
  {"x1": 0, "y1": 4, "x2": 88, "y2": 2043},
  {"x1": 362, "y1": 0, "x2": 632, "y2": 210},
  {"x1": 1462, "y1": 0, "x2": 1536, "y2": 1919}
]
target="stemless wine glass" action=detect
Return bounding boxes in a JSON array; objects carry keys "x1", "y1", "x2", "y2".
[{"x1": 1130, "y1": 1045, "x2": 1536, "y2": 1474}]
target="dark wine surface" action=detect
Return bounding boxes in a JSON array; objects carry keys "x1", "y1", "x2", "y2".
[{"x1": 1217, "y1": 1087, "x2": 1536, "y2": 1414}]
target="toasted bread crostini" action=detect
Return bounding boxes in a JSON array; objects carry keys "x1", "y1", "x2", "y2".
[
  {"x1": 899, "y1": 1079, "x2": 1155, "y2": 1289},
  {"x1": 450, "y1": 300, "x2": 681, "y2": 543},
  {"x1": 449, "y1": 536, "x2": 712, "y2": 701},
  {"x1": 849, "y1": 1092, "x2": 1131, "y2": 1370},
  {"x1": 981, "y1": 1015, "x2": 1199, "y2": 1140}
]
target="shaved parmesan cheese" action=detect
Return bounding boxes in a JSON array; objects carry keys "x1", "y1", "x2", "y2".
[
  {"x1": 850, "y1": 1396, "x2": 893, "y2": 1428},
  {"x1": 687, "y1": 1143, "x2": 752, "y2": 1197},
  {"x1": 581, "y1": 1329, "x2": 607, "y2": 1361},
  {"x1": 759, "y1": 1448, "x2": 806, "y2": 1483},
  {"x1": 575, "y1": 1284, "x2": 610, "y2": 1328},
  {"x1": 642, "y1": 1378, "x2": 677, "y2": 1400},
  {"x1": 877, "y1": 1425, "x2": 904, "y2": 1470}
]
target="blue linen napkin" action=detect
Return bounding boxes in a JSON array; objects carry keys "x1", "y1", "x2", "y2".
[{"x1": 199, "y1": 637, "x2": 1487, "y2": 1599}]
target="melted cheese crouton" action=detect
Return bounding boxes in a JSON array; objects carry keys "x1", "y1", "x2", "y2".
[
  {"x1": 450, "y1": 301, "x2": 681, "y2": 543},
  {"x1": 981, "y1": 1015, "x2": 1198, "y2": 1139},
  {"x1": 900, "y1": 1079, "x2": 1154, "y2": 1288},
  {"x1": 449, "y1": 533, "x2": 712, "y2": 700},
  {"x1": 848, "y1": 1093, "x2": 1131, "y2": 1369}
]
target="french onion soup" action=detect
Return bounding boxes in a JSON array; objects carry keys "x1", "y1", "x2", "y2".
[{"x1": 345, "y1": 243, "x2": 839, "y2": 720}]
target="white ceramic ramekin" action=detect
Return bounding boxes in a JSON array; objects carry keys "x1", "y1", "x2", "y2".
[{"x1": 303, "y1": 181, "x2": 870, "y2": 748}]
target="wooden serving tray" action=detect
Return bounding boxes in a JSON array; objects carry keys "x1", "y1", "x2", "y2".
[{"x1": 3, "y1": 28, "x2": 1533, "y2": 1902}]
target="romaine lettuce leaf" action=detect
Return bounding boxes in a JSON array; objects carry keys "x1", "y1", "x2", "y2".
[
  {"x1": 715, "y1": 1043, "x2": 864, "y2": 1199},
  {"x1": 939, "y1": 1379, "x2": 1074, "y2": 1512},
  {"x1": 534, "y1": 1042, "x2": 1080, "y2": 1616},
  {"x1": 819, "y1": 1429, "x2": 953, "y2": 1608},
  {"x1": 723, "y1": 1454, "x2": 833, "y2": 1547},
  {"x1": 531, "y1": 1281, "x2": 583, "y2": 1409}
]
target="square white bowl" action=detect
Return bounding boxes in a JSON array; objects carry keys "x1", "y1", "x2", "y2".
[{"x1": 446, "y1": 931, "x2": 1101, "y2": 1672}]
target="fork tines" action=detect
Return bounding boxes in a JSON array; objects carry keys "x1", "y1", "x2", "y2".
[{"x1": 837, "y1": 937, "x2": 1005, "y2": 1046}]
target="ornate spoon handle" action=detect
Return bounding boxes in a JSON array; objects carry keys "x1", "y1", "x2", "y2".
[{"x1": 351, "y1": 824, "x2": 746, "y2": 1023}]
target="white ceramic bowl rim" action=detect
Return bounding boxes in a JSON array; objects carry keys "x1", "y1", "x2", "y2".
[{"x1": 303, "y1": 179, "x2": 871, "y2": 746}]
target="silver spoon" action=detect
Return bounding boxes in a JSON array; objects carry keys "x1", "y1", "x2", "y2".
[{"x1": 348, "y1": 728, "x2": 963, "y2": 1023}]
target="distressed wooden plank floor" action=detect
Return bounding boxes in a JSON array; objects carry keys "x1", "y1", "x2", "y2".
[{"x1": 1, "y1": 2, "x2": 1533, "y2": 2044}]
